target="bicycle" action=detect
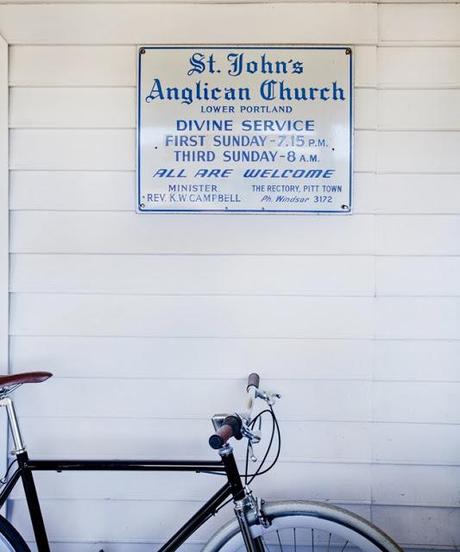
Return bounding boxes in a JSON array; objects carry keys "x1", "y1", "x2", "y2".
[{"x1": 0, "y1": 371, "x2": 403, "y2": 552}]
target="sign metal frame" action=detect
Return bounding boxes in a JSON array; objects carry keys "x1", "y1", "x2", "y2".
[{"x1": 137, "y1": 45, "x2": 353, "y2": 215}]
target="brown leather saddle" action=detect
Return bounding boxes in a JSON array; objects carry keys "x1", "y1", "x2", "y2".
[{"x1": 0, "y1": 372, "x2": 52, "y2": 392}]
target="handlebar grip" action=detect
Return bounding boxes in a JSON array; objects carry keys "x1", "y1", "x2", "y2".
[
  {"x1": 247, "y1": 372, "x2": 260, "y2": 391},
  {"x1": 209, "y1": 424, "x2": 234, "y2": 450},
  {"x1": 209, "y1": 415, "x2": 242, "y2": 450}
]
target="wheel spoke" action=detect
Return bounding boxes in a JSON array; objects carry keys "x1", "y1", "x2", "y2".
[
  {"x1": 293, "y1": 528, "x2": 296, "y2": 552},
  {"x1": 276, "y1": 529, "x2": 284, "y2": 552},
  {"x1": 311, "y1": 528, "x2": 315, "y2": 552},
  {"x1": 327, "y1": 533, "x2": 332, "y2": 552},
  {"x1": 340, "y1": 541, "x2": 349, "y2": 552}
]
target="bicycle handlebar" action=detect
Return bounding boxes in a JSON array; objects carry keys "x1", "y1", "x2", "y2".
[
  {"x1": 208, "y1": 373, "x2": 260, "y2": 450},
  {"x1": 209, "y1": 414, "x2": 242, "y2": 449}
]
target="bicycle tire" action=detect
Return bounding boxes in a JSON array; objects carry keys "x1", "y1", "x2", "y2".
[
  {"x1": 0, "y1": 515, "x2": 31, "y2": 552},
  {"x1": 204, "y1": 501, "x2": 403, "y2": 552}
]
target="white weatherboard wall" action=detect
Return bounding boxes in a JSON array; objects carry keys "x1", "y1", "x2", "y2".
[{"x1": 1, "y1": 1, "x2": 460, "y2": 551}]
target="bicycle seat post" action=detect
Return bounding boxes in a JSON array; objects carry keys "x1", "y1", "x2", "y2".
[{"x1": 0, "y1": 396, "x2": 26, "y2": 455}]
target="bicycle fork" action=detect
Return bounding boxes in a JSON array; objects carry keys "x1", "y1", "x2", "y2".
[{"x1": 219, "y1": 445, "x2": 265, "y2": 552}]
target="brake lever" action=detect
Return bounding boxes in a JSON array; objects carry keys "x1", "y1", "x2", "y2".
[
  {"x1": 256, "y1": 389, "x2": 281, "y2": 406},
  {"x1": 248, "y1": 441, "x2": 257, "y2": 462},
  {"x1": 241, "y1": 424, "x2": 261, "y2": 444}
]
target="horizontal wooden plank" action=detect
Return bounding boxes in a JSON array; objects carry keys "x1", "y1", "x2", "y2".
[
  {"x1": 8, "y1": 45, "x2": 375, "y2": 88},
  {"x1": 9, "y1": 46, "x2": 136, "y2": 86},
  {"x1": 379, "y1": 47, "x2": 460, "y2": 88},
  {"x1": 9, "y1": 336, "x2": 374, "y2": 381},
  {"x1": 14, "y1": 254, "x2": 460, "y2": 298},
  {"x1": 10, "y1": 294, "x2": 375, "y2": 339},
  {"x1": 376, "y1": 297, "x2": 460, "y2": 339},
  {"x1": 377, "y1": 215, "x2": 460, "y2": 255},
  {"x1": 9, "y1": 129, "x2": 135, "y2": 170},
  {"x1": 374, "y1": 340, "x2": 460, "y2": 382},
  {"x1": 10, "y1": 254, "x2": 375, "y2": 296},
  {"x1": 12, "y1": 336, "x2": 460, "y2": 384},
  {"x1": 13, "y1": 377, "x2": 372, "y2": 421},
  {"x1": 372, "y1": 464, "x2": 460, "y2": 507},
  {"x1": 9, "y1": 170, "x2": 136, "y2": 211},
  {"x1": 379, "y1": 90, "x2": 460, "y2": 130},
  {"x1": 374, "y1": 381, "x2": 460, "y2": 423},
  {"x1": 379, "y1": 4, "x2": 460, "y2": 43},
  {"x1": 19, "y1": 417, "x2": 372, "y2": 463},
  {"x1": 9, "y1": 128, "x2": 376, "y2": 172},
  {"x1": 9, "y1": 87, "x2": 136, "y2": 128},
  {"x1": 376, "y1": 257, "x2": 460, "y2": 296},
  {"x1": 9, "y1": 171, "x2": 375, "y2": 213},
  {"x1": 374, "y1": 423, "x2": 460, "y2": 466},
  {"x1": 377, "y1": 131, "x2": 460, "y2": 173},
  {"x1": 10, "y1": 212, "x2": 375, "y2": 254},
  {"x1": 373, "y1": 174, "x2": 460, "y2": 214},
  {"x1": 0, "y1": 4, "x2": 377, "y2": 45},
  {"x1": 373, "y1": 505, "x2": 460, "y2": 547},
  {"x1": 9, "y1": 86, "x2": 375, "y2": 130}
]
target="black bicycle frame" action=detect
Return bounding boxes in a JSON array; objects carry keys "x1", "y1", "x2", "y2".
[{"x1": 0, "y1": 449, "x2": 251, "y2": 552}]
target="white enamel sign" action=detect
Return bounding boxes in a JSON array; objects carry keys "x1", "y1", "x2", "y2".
[{"x1": 137, "y1": 46, "x2": 353, "y2": 213}]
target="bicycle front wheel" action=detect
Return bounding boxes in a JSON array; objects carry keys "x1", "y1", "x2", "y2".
[{"x1": 204, "y1": 501, "x2": 403, "y2": 552}]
